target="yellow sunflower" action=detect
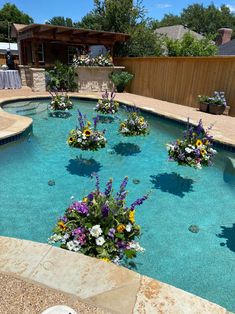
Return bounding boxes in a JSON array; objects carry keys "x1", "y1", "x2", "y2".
[
  {"x1": 196, "y1": 139, "x2": 203, "y2": 147},
  {"x1": 58, "y1": 221, "x2": 67, "y2": 230},
  {"x1": 82, "y1": 197, "x2": 88, "y2": 203},
  {"x1": 117, "y1": 224, "x2": 125, "y2": 233},
  {"x1": 100, "y1": 257, "x2": 110, "y2": 262},
  {"x1": 129, "y1": 211, "x2": 135, "y2": 224},
  {"x1": 83, "y1": 129, "x2": 92, "y2": 137},
  {"x1": 200, "y1": 149, "x2": 206, "y2": 155},
  {"x1": 68, "y1": 137, "x2": 74, "y2": 144}
]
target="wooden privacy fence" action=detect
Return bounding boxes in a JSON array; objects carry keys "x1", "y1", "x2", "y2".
[{"x1": 114, "y1": 57, "x2": 235, "y2": 116}]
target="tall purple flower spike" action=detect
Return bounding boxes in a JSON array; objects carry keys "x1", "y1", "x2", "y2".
[
  {"x1": 92, "y1": 172, "x2": 100, "y2": 192},
  {"x1": 130, "y1": 194, "x2": 149, "y2": 210},
  {"x1": 93, "y1": 116, "x2": 99, "y2": 130},
  {"x1": 77, "y1": 109, "x2": 85, "y2": 129},
  {"x1": 105, "y1": 178, "x2": 113, "y2": 197}
]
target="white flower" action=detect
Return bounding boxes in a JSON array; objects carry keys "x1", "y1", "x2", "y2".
[
  {"x1": 129, "y1": 241, "x2": 145, "y2": 252},
  {"x1": 96, "y1": 236, "x2": 105, "y2": 246},
  {"x1": 166, "y1": 144, "x2": 174, "y2": 151},
  {"x1": 126, "y1": 223, "x2": 132, "y2": 232},
  {"x1": 112, "y1": 256, "x2": 120, "y2": 265},
  {"x1": 77, "y1": 138, "x2": 82, "y2": 143},
  {"x1": 48, "y1": 234, "x2": 62, "y2": 244},
  {"x1": 208, "y1": 148, "x2": 217, "y2": 154},
  {"x1": 195, "y1": 163, "x2": 202, "y2": 169},
  {"x1": 90, "y1": 225, "x2": 102, "y2": 238},
  {"x1": 185, "y1": 147, "x2": 193, "y2": 153},
  {"x1": 70, "y1": 195, "x2": 75, "y2": 200},
  {"x1": 67, "y1": 240, "x2": 81, "y2": 252}
]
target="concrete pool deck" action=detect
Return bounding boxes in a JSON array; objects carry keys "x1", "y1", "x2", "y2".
[
  {"x1": 0, "y1": 87, "x2": 235, "y2": 147},
  {"x1": 0, "y1": 236, "x2": 231, "y2": 314}
]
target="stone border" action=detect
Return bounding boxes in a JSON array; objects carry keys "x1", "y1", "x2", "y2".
[{"x1": 0, "y1": 236, "x2": 231, "y2": 314}]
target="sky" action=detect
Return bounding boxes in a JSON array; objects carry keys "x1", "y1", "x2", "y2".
[{"x1": 0, "y1": 0, "x2": 235, "y2": 23}]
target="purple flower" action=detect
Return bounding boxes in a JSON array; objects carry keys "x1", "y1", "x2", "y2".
[
  {"x1": 60, "y1": 216, "x2": 68, "y2": 223},
  {"x1": 72, "y1": 227, "x2": 84, "y2": 236},
  {"x1": 93, "y1": 116, "x2": 99, "y2": 130},
  {"x1": 87, "y1": 193, "x2": 94, "y2": 201},
  {"x1": 116, "y1": 177, "x2": 128, "y2": 203},
  {"x1": 108, "y1": 228, "x2": 116, "y2": 238},
  {"x1": 77, "y1": 109, "x2": 85, "y2": 129},
  {"x1": 130, "y1": 194, "x2": 148, "y2": 210},
  {"x1": 105, "y1": 179, "x2": 113, "y2": 197},
  {"x1": 102, "y1": 203, "x2": 110, "y2": 217},
  {"x1": 92, "y1": 172, "x2": 100, "y2": 192},
  {"x1": 70, "y1": 201, "x2": 89, "y2": 215}
]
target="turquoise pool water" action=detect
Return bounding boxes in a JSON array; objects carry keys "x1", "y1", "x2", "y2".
[{"x1": 1, "y1": 98, "x2": 235, "y2": 311}]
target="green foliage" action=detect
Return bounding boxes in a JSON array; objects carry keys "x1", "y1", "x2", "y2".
[
  {"x1": 152, "y1": 3, "x2": 235, "y2": 40},
  {"x1": 46, "y1": 61, "x2": 77, "y2": 92},
  {"x1": 46, "y1": 16, "x2": 74, "y2": 27},
  {"x1": 0, "y1": 2, "x2": 33, "y2": 42},
  {"x1": 110, "y1": 71, "x2": 134, "y2": 92},
  {"x1": 165, "y1": 33, "x2": 218, "y2": 56},
  {"x1": 116, "y1": 23, "x2": 163, "y2": 57}
]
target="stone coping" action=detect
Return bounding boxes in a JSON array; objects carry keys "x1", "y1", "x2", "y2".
[
  {"x1": 0, "y1": 105, "x2": 32, "y2": 141},
  {"x1": 0, "y1": 236, "x2": 231, "y2": 314},
  {"x1": 0, "y1": 93, "x2": 235, "y2": 150}
]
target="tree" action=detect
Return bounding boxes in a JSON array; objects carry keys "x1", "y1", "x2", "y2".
[
  {"x1": 46, "y1": 16, "x2": 74, "y2": 27},
  {"x1": 158, "y1": 14, "x2": 182, "y2": 28},
  {"x1": 165, "y1": 33, "x2": 218, "y2": 56},
  {"x1": 116, "y1": 22, "x2": 163, "y2": 56},
  {"x1": 0, "y1": 2, "x2": 33, "y2": 41},
  {"x1": 181, "y1": 3, "x2": 235, "y2": 38}
]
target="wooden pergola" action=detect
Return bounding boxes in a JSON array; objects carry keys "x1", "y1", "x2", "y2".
[{"x1": 12, "y1": 23, "x2": 130, "y2": 67}]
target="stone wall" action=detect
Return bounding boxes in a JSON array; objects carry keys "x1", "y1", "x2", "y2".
[
  {"x1": 18, "y1": 66, "x2": 46, "y2": 92},
  {"x1": 75, "y1": 66, "x2": 125, "y2": 92},
  {"x1": 29, "y1": 68, "x2": 46, "y2": 92}
]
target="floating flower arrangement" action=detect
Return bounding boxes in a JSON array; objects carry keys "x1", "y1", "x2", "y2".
[
  {"x1": 48, "y1": 174, "x2": 148, "y2": 264},
  {"x1": 67, "y1": 110, "x2": 107, "y2": 151},
  {"x1": 119, "y1": 107, "x2": 149, "y2": 136},
  {"x1": 95, "y1": 90, "x2": 119, "y2": 115},
  {"x1": 166, "y1": 119, "x2": 217, "y2": 169},
  {"x1": 49, "y1": 91, "x2": 73, "y2": 111}
]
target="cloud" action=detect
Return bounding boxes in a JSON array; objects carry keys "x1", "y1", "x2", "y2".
[
  {"x1": 156, "y1": 3, "x2": 173, "y2": 9},
  {"x1": 226, "y1": 4, "x2": 235, "y2": 12}
]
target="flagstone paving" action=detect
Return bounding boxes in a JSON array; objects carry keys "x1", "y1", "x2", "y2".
[{"x1": 0, "y1": 237, "x2": 231, "y2": 314}]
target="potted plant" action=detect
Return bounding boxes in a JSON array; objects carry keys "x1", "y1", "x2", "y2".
[
  {"x1": 198, "y1": 91, "x2": 227, "y2": 115},
  {"x1": 110, "y1": 71, "x2": 134, "y2": 93}
]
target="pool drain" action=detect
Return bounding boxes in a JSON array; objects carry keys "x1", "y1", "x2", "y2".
[
  {"x1": 188, "y1": 225, "x2": 199, "y2": 233},
  {"x1": 48, "y1": 180, "x2": 55, "y2": 186},
  {"x1": 133, "y1": 179, "x2": 140, "y2": 184}
]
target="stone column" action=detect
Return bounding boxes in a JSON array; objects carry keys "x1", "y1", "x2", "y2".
[
  {"x1": 29, "y1": 68, "x2": 46, "y2": 92},
  {"x1": 18, "y1": 65, "x2": 31, "y2": 86}
]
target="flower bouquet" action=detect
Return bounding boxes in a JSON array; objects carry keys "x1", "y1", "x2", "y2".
[
  {"x1": 95, "y1": 90, "x2": 119, "y2": 115},
  {"x1": 119, "y1": 107, "x2": 149, "y2": 136},
  {"x1": 73, "y1": 53, "x2": 113, "y2": 67},
  {"x1": 67, "y1": 110, "x2": 107, "y2": 151},
  {"x1": 48, "y1": 174, "x2": 148, "y2": 264},
  {"x1": 48, "y1": 90, "x2": 73, "y2": 111},
  {"x1": 166, "y1": 119, "x2": 217, "y2": 169}
]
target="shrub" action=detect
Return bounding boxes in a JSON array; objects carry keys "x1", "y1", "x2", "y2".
[{"x1": 110, "y1": 71, "x2": 134, "y2": 92}]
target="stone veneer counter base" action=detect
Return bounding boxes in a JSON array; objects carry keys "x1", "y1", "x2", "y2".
[{"x1": 0, "y1": 237, "x2": 231, "y2": 314}]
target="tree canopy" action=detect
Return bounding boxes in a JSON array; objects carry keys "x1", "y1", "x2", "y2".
[
  {"x1": 153, "y1": 3, "x2": 235, "y2": 39},
  {"x1": 0, "y1": 2, "x2": 33, "y2": 41},
  {"x1": 46, "y1": 16, "x2": 74, "y2": 27}
]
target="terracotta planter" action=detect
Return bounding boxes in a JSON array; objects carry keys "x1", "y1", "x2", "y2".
[
  {"x1": 199, "y1": 102, "x2": 209, "y2": 113},
  {"x1": 208, "y1": 104, "x2": 226, "y2": 115}
]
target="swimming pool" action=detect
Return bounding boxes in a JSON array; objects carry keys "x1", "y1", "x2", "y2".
[{"x1": 1, "y1": 98, "x2": 235, "y2": 311}]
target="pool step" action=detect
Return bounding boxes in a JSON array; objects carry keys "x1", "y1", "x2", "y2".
[{"x1": 8, "y1": 101, "x2": 48, "y2": 116}]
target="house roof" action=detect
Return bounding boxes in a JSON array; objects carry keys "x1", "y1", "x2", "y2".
[
  {"x1": 154, "y1": 25, "x2": 205, "y2": 40},
  {"x1": 11, "y1": 23, "x2": 130, "y2": 46},
  {"x1": 218, "y1": 39, "x2": 235, "y2": 55},
  {"x1": 0, "y1": 42, "x2": 18, "y2": 54}
]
